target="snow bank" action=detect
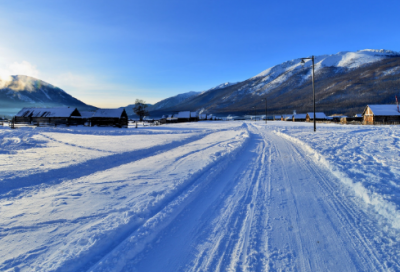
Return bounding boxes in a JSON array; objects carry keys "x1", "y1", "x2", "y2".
[{"x1": 272, "y1": 123, "x2": 400, "y2": 229}]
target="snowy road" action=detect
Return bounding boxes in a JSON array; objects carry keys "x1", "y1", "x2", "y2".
[{"x1": 1, "y1": 122, "x2": 400, "y2": 271}]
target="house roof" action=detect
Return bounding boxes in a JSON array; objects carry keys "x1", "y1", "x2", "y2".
[
  {"x1": 16, "y1": 107, "x2": 80, "y2": 118},
  {"x1": 365, "y1": 105, "x2": 400, "y2": 116},
  {"x1": 190, "y1": 112, "x2": 198, "y2": 117},
  {"x1": 177, "y1": 111, "x2": 190, "y2": 118},
  {"x1": 293, "y1": 114, "x2": 307, "y2": 119},
  {"x1": 79, "y1": 111, "x2": 95, "y2": 118},
  {"x1": 307, "y1": 112, "x2": 327, "y2": 119},
  {"x1": 92, "y1": 108, "x2": 126, "y2": 118}
]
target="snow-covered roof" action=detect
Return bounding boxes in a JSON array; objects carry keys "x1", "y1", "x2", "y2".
[
  {"x1": 354, "y1": 114, "x2": 362, "y2": 117},
  {"x1": 16, "y1": 107, "x2": 80, "y2": 118},
  {"x1": 80, "y1": 111, "x2": 95, "y2": 118},
  {"x1": 366, "y1": 105, "x2": 400, "y2": 116},
  {"x1": 293, "y1": 114, "x2": 307, "y2": 119},
  {"x1": 92, "y1": 109, "x2": 127, "y2": 118},
  {"x1": 307, "y1": 112, "x2": 327, "y2": 119},
  {"x1": 177, "y1": 111, "x2": 190, "y2": 118},
  {"x1": 190, "y1": 112, "x2": 198, "y2": 118}
]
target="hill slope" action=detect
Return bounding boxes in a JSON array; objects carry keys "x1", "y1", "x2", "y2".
[
  {"x1": 150, "y1": 49, "x2": 400, "y2": 116},
  {"x1": 0, "y1": 75, "x2": 96, "y2": 116}
]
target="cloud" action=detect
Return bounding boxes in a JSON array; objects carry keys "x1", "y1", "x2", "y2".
[
  {"x1": 8, "y1": 61, "x2": 40, "y2": 78},
  {"x1": 0, "y1": 61, "x2": 40, "y2": 91}
]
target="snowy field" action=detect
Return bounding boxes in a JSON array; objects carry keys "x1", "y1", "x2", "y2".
[{"x1": 1, "y1": 121, "x2": 400, "y2": 271}]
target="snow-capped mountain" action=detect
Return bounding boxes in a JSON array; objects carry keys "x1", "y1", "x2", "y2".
[
  {"x1": 149, "y1": 49, "x2": 400, "y2": 116},
  {"x1": 147, "y1": 91, "x2": 200, "y2": 112},
  {"x1": 0, "y1": 75, "x2": 96, "y2": 116},
  {"x1": 144, "y1": 83, "x2": 238, "y2": 114}
]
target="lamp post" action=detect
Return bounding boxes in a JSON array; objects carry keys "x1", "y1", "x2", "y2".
[
  {"x1": 301, "y1": 56, "x2": 316, "y2": 132},
  {"x1": 261, "y1": 98, "x2": 267, "y2": 124},
  {"x1": 252, "y1": 106, "x2": 256, "y2": 121}
]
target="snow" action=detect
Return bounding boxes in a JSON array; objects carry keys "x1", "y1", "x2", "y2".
[
  {"x1": 80, "y1": 111, "x2": 95, "y2": 118},
  {"x1": 307, "y1": 112, "x2": 327, "y2": 119},
  {"x1": 16, "y1": 107, "x2": 79, "y2": 118},
  {"x1": 92, "y1": 109, "x2": 125, "y2": 118},
  {"x1": 367, "y1": 104, "x2": 400, "y2": 116},
  {"x1": 293, "y1": 113, "x2": 307, "y2": 119},
  {"x1": 252, "y1": 49, "x2": 400, "y2": 86},
  {"x1": 177, "y1": 111, "x2": 190, "y2": 118},
  {"x1": 2, "y1": 121, "x2": 400, "y2": 271}
]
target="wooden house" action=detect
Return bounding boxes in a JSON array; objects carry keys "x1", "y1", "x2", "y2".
[
  {"x1": 15, "y1": 107, "x2": 81, "y2": 126},
  {"x1": 176, "y1": 111, "x2": 191, "y2": 122},
  {"x1": 281, "y1": 114, "x2": 292, "y2": 121},
  {"x1": 362, "y1": 105, "x2": 400, "y2": 125},
  {"x1": 329, "y1": 115, "x2": 347, "y2": 123},
  {"x1": 91, "y1": 108, "x2": 128, "y2": 127},
  {"x1": 69, "y1": 111, "x2": 95, "y2": 126},
  {"x1": 306, "y1": 112, "x2": 327, "y2": 122},
  {"x1": 292, "y1": 114, "x2": 307, "y2": 122},
  {"x1": 166, "y1": 114, "x2": 178, "y2": 123},
  {"x1": 190, "y1": 112, "x2": 199, "y2": 122}
]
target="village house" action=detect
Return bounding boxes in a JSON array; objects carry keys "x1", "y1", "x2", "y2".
[
  {"x1": 166, "y1": 114, "x2": 178, "y2": 123},
  {"x1": 15, "y1": 107, "x2": 81, "y2": 126},
  {"x1": 362, "y1": 104, "x2": 400, "y2": 125},
  {"x1": 176, "y1": 111, "x2": 190, "y2": 122},
  {"x1": 199, "y1": 113, "x2": 207, "y2": 120},
  {"x1": 292, "y1": 114, "x2": 307, "y2": 122},
  {"x1": 190, "y1": 112, "x2": 199, "y2": 122},
  {"x1": 306, "y1": 112, "x2": 327, "y2": 122},
  {"x1": 90, "y1": 108, "x2": 128, "y2": 127},
  {"x1": 281, "y1": 114, "x2": 292, "y2": 121}
]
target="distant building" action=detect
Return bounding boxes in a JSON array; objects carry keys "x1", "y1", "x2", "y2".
[
  {"x1": 190, "y1": 112, "x2": 199, "y2": 122},
  {"x1": 281, "y1": 114, "x2": 292, "y2": 121},
  {"x1": 91, "y1": 108, "x2": 128, "y2": 127},
  {"x1": 306, "y1": 112, "x2": 327, "y2": 122},
  {"x1": 15, "y1": 107, "x2": 81, "y2": 126},
  {"x1": 292, "y1": 114, "x2": 307, "y2": 122},
  {"x1": 362, "y1": 105, "x2": 400, "y2": 125}
]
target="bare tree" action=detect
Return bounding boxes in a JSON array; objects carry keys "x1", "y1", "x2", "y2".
[{"x1": 133, "y1": 99, "x2": 149, "y2": 121}]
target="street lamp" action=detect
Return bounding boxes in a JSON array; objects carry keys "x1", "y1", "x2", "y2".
[
  {"x1": 261, "y1": 98, "x2": 267, "y2": 124},
  {"x1": 301, "y1": 56, "x2": 316, "y2": 132},
  {"x1": 252, "y1": 106, "x2": 256, "y2": 121}
]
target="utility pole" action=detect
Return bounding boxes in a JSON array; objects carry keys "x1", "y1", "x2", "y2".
[{"x1": 301, "y1": 55, "x2": 316, "y2": 132}]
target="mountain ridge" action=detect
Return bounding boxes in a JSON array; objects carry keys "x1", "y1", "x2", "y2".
[
  {"x1": 148, "y1": 49, "x2": 400, "y2": 116},
  {"x1": 0, "y1": 75, "x2": 97, "y2": 116}
]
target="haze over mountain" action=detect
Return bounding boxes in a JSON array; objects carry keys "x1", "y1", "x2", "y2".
[
  {"x1": 148, "y1": 49, "x2": 400, "y2": 117},
  {"x1": 0, "y1": 75, "x2": 96, "y2": 116}
]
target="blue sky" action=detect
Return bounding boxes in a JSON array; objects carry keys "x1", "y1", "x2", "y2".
[{"x1": 0, "y1": 0, "x2": 399, "y2": 107}]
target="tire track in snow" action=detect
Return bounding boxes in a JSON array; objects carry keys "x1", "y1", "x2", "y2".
[
  {"x1": 86, "y1": 129, "x2": 252, "y2": 272},
  {"x1": 261, "y1": 125, "x2": 397, "y2": 271},
  {"x1": 287, "y1": 138, "x2": 397, "y2": 271},
  {"x1": 0, "y1": 132, "x2": 212, "y2": 199}
]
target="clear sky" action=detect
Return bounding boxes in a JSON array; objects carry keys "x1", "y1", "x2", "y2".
[{"x1": 0, "y1": 0, "x2": 399, "y2": 107}]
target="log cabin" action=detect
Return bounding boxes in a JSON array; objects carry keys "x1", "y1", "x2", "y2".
[
  {"x1": 91, "y1": 108, "x2": 128, "y2": 127},
  {"x1": 362, "y1": 105, "x2": 400, "y2": 125},
  {"x1": 306, "y1": 112, "x2": 327, "y2": 122},
  {"x1": 15, "y1": 107, "x2": 81, "y2": 126}
]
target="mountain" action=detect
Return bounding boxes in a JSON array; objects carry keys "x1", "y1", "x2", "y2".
[
  {"x1": 147, "y1": 91, "x2": 200, "y2": 111},
  {"x1": 0, "y1": 75, "x2": 96, "y2": 116},
  {"x1": 149, "y1": 49, "x2": 400, "y2": 116},
  {"x1": 121, "y1": 103, "x2": 153, "y2": 117}
]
